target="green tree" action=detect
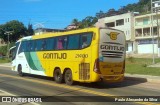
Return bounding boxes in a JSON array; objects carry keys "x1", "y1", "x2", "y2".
[
  {"x1": 72, "y1": 18, "x2": 79, "y2": 26},
  {"x1": 27, "y1": 23, "x2": 34, "y2": 35},
  {"x1": 79, "y1": 16, "x2": 98, "y2": 28},
  {"x1": 0, "y1": 20, "x2": 28, "y2": 42},
  {"x1": 69, "y1": 0, "x2": 151, "y2": 30},
  {"x1": 96, "y1": 10, "x2": 105, "y2": 19}
]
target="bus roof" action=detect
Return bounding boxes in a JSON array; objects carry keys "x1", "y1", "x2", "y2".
[
  {"x1": 16, "y1": 27, "x2": 124, "y2": 42},
  {"x1": 32, "y1": 27, "x2": 99, "y2": 40},
  {"x1": 16, "y1": 27, "x2": 98, "y2": 42}
]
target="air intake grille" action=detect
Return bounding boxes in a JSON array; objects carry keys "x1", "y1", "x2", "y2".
[
  {"x1": 102, "y1": 51, "x2": 123, "y2": 58},
  {"x1": 79, "y1": 63, "x2": 90, "y2": 80}
]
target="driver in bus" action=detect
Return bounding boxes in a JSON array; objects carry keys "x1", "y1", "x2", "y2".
[{"x1": 82, "y1": 36, "x2": 88, "y2": 48}]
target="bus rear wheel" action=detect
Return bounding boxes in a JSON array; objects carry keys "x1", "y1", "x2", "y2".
[
  {"x1": 18, "y1": 65, "x2": 23, "y2": 76},
  {"x1": 64, "y1": 69, "x2": 74, "y2": 85},
  {"x1": 54, "y1": 68, "x2": 63, "y2": 83}
]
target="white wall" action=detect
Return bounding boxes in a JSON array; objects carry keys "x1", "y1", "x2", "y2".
[
  {"x1": 95, "y1": 18, "x2": 105, "y2": 27},
  {"x1": 126, "y1": 42, "x2": 133, "y2": 53},
  {"x1": 103, "y1": 12, "x2": 134, "y2": 41},
  {"x1": 138, "y1": 44, "x2": 158, "y2": 54}
]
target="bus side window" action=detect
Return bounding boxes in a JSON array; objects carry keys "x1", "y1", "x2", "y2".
[
  {"x1": 36, "y1": 40, "x2": 42, "y2": 51},
  {"x1": 57, "y1": 38, "x2": 63, "y2": 50},
  {"x1": 18, "y1": 41, "x2": 26, "y2": 54},
  {"x1": 53, "y1": 38, "x2": 56, "y2": 50},
  {"x1": 34, "y1": 40, "x2": 37, "y2": 51},
  {"x1": 80, "y1": 33, "x2": 92, "y2": 49},
  {"x1": 23, "y1": 41, "x2": 27, "y2": 52},
  {"x1": 30, "y1": 41, "x2": 34, "y2": 51},
  {"x1": 50, "y1": 38, "x2": 56, "y2": 50},
  {"x1": 67, "y1": 35, "x2": 79, "y2": 49},
  {"x1": 81, "y1": 36, "x2": 88, "y2": 48},
  {"x1": 27, "y1": 41, "x2": 31, "y2": 52},
  {"x1": 56, "y1": 36, "x2": 67, "y2": 50},
  {"x1": 41, "y1": 39, "x2": 47, "y2": 50},
  {"x1": 63, "y1": 37, "x2": 68, "y2": 49}
]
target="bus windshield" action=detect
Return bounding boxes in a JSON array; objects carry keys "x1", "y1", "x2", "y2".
[
  {"x1": 9, "y1": 46, "x2": 16, "y2": 60},
  {"x1": 9, "y1": 42, "x2": 20, "y2": 60}
]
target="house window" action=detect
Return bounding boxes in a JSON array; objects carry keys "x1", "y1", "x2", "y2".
[
  {"x1": 105, "y1": 22, "x2": 115, "y2": 27},
  {"x1": 116, "y1": 19, "x2": 124, "y2": 26},
  {"x1": 135, "y1": 29, "x2": 142, "y2": 37},
  {"x1": 143, "y1": 18, "x2": 149, "y2": 25},
  {"x1": 126, "y1": 43, "x2": 128, "y2": 51}
]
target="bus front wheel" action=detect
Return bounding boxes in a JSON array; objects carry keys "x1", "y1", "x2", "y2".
[
  {"x1": 18, "y1": 65, "x2": 23, "y2": 76},
  {"x1": 54, "y1": 68, "x2": 63, "y2": 83},
  {"x1": 64, "y1": 69, "x2": 74, "y2": 85}
]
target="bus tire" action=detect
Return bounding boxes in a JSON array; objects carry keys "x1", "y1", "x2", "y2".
[
  {"x1": 54, "y1": 68, "x2": 63, "y2": 83},
  {"x1": 18, "y1": 65, "x2": 23, "y2": 76},
  {"x1": 64, "y1": 69, "x2": 74, "y2": 85}
]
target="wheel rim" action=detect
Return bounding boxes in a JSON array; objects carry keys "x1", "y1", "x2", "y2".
[
  {"x1": 66, "y1": 72, "x2": 71, "y2": 82},
  {"x1": 65, "y1": 70, "x2": 72, "y2": 84},
  {"x1": 54, "y1": 69, "x2": 62, "y2": 83},
  {"x1": 56, "y1": 72, "x2": 61, "y2": 80},
  {"x1": 18, "y1": 65, "x2": 22, "y2": 76}
]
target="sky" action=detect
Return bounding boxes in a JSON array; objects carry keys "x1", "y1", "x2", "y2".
[{"x1": 0, "y1": 0, "x2": 139, "y2": 29}]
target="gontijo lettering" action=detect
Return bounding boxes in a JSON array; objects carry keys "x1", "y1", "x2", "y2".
[
  {"x1": 101, "y1": 45, "x2": 125, "y2": 51},
  {"x1": 43, "y1": 53, "x2": 67, "y2": 59}
]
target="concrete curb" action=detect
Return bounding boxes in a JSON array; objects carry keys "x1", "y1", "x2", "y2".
[{"x1": 125, "y1": 74, "x2": 160, "y2": 83}]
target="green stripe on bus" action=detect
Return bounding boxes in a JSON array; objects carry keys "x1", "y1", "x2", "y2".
[{"x1": 24, "y1": 52, "x2": 44, "y2": 71}]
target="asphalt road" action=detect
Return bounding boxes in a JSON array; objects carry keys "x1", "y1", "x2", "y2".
[{"x1": 0, "y1": 66, "x2": 160, "y2": 105}]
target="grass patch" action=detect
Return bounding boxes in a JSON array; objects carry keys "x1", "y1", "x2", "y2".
[
  {"x1": 0, "y1": 58, "x2": 11, "y2": 63},
  {"x1": 126, "y1": 58, "x2": 160, "y2": 76}
]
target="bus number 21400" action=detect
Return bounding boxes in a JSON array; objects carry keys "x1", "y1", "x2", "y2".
[{"x1": 75, "y1": 54, "x2": 88, "y2": 58}]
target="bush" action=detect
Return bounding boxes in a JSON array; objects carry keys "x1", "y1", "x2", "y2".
[
  {"x1": 0, "y1": 42, "x2": 15, "y2": 56},
  {"x1": 128, "y1": 56, "x2": 135, "y2": 63},
  {"x1": 142, "y1": 63, "x2": 148, "y2": 67},
  {"x1": 0, "y1": 46, "x2": 7, "y2": 56}
]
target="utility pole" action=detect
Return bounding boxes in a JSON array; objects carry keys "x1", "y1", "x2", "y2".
[
  {"x1": 4, "y1": 31, "x2": 13, "y2": 58},
  {"x1": 151, "y1": 0, "x2": 155, "y2": 64},
  {"x1": 153, "y1": 0, "x2": 160, "y2": 57},
  {"x1": 156, "y1": 8, "x2": 160, "y2": 56}
]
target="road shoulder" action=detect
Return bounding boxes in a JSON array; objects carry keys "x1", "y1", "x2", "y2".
[{"x1": 125, "y1": 73, "x2": 160, "y2": 83}]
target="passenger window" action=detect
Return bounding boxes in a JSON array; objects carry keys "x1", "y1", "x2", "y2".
[
  {"x1": 80, "y1": 33, "x2": 92, "y2": 49},
  {"x1": 81, "y1": 36, "x2": 88, "y2": 48},
  {"x1": 56, "y1": 36, "x2": 68, "y2": 50},
  {"x1": 27, "y1": 41, "x2": 32, "y2": 51},
  {"x1": 18, "y1": 41, "x2": 26, "y2": 54},
  {"x1": 41, "y1": 39, "x2": 47, "y2": 50},
  {"x1": 49, "y1": 38, "x2": 56, "y2": 50},
  {"x1": 36, "y1": 40, "x2": 42, "y2": 51},
  {"x1": 46, "y1": 38, "x2": 53, "y2": 50},
  {"x1": 67, "y1": 35, "x2": 79, "y2": 49},
  {"x1": 30, "y1": 41, "x2": 34, "y2": 51},
  {"x1": 34, "y1": 40, "x2": 38, "y2": 51}
]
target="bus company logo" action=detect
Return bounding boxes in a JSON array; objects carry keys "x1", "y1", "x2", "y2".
[{"x1": 107, "y1": 32, "x2": 119, "y2": 40}]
